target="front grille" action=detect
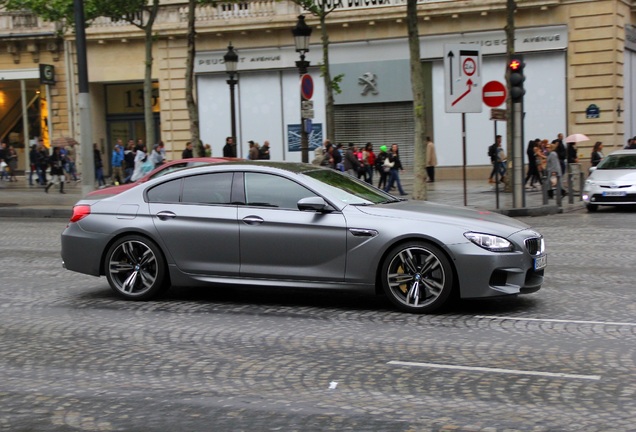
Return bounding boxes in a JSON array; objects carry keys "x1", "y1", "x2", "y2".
[
  {"x1": 525, "y1": 237, "x2": 543, "y2": 256},
  {"x1": 591, "y1": 194, "x2": 636, "y2": 203}
]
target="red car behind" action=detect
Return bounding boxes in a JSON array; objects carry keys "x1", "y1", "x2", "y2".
[{"x1": 87, "y1": 157, "x2": 235, "y2": 197}]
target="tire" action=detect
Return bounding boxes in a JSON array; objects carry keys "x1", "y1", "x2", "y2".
[
  {"x1": 104, "y1": 235, "x2": 167, "y2": 300},
  {"x1": 586, "y1": 204, "x2": 598, "y2": 212},
  {"x1": 380, "y1": 241, "x2": 454, "y2": 313}
]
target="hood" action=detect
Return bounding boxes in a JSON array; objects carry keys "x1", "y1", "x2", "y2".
[
  {"x1": 589, "y1": 169, "x2": 636, "y2": 184},
  {"x1": 355, "y1": 200, "x2": 531, "y2": 236}
]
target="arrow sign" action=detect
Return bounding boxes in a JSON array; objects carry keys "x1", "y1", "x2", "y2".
[
  {"x1": 444, "y1": 44, "x2": 482, "y2": 113},
  {"x1": 452, "y1": 79, "x2": 473, "y2": 106}
]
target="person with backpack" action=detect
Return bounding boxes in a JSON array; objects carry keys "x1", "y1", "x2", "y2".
[{"x1": 487, "y1": 135, "x2": 504, "y2": 184}]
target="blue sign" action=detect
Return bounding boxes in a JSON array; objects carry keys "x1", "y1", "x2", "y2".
[
  {"x1": 287, "y1": 123, "x2": 323, "y2": 152},
  {"x1": 586, "y1": 104, "x2": 600, "y2": 119}
]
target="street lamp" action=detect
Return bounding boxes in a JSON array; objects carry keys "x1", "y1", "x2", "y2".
[
  {"x1": 224, "y1": 43, "x2": 239, "y2": 157},
  {"x1": 292, "y1": 15, "x2": 312, "y2": 163}
]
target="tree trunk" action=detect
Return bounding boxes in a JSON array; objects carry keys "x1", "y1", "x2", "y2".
[
  {"x1": 185, "y1": 0, "x2": 202, "y2": 155},
  {"x1": 407, "y1": 0, "x2": 427, "y2": 200},
  {"x1": 320, "y1": 13, "x2": 335, "y2": 143},
  {"x1": 142, "y1": 0, "x2": 159, "y2": 152}
]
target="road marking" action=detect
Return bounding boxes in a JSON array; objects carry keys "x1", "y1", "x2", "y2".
[
  {"x1": 475, "y1": 315, "x2": 636, "y2": 327},
  {"x1": 387, "y1": 361, "x2": 601, "y2": 381}
]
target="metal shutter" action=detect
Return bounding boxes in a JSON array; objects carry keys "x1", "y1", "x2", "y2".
[{"x1": 334, "y1": 102, "x2": 414, "y2": 168}]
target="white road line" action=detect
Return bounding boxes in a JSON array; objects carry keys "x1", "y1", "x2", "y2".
[
  {"x1": 387, "y1": 361, "x2": 601, "y2": 381},
  {"x1": 475, "y1": 315, "x2": 636, "y2": 327}
]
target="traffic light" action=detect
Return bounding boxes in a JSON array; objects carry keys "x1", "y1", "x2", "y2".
[{"x1": 508, "y1": 55, "x2": 525, "y2": 103}]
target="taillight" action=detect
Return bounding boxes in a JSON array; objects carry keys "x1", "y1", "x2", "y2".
[{"x1": 70, "y1": 205, "x2": 91, "y2": 223}]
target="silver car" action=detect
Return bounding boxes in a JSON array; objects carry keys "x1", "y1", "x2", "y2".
[
  {"x1": 583, "y1": 149, "x2": 636, "y2": 212},
  {"x1": 61, "y1": 162, "x2": 546, "y2": 313}
]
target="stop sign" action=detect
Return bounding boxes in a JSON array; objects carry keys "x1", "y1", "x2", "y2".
[{"x1": 482, "y1": 80, "x2": 507, "y2": 108}]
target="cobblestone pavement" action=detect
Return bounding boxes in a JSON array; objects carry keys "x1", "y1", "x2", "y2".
[{"x1": 0, "y1": 211, "x2": 634, "y2": 431}]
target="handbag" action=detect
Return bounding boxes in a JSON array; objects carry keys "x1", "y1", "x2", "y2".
[{"x1": 382, "y1": 157, "x2": 394, "y2": 173}]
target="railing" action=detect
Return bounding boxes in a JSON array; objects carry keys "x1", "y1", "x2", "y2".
[{"x1": 0, "y1": 11, "x2": 56, "y2": 34}]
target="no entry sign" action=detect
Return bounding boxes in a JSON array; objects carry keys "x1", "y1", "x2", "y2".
[{"x1": 482, "y1": 80, "x2": 506, "y2": 108}]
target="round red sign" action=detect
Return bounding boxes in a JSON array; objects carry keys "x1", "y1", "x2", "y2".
[
  {"x1": 301, "y1": 74, "x2": 314, "y2": 100},
  {"x1": 482, "y1": 80, "x2": 507, "y2": 108}
]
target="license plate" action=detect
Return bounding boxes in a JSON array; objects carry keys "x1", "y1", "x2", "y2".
[
  {"x1": 534, "y1": 255, "x2": 547, "y2": 270},
  {"x1": 602, "y1": 191, "x2": 627, "y2": 197}
]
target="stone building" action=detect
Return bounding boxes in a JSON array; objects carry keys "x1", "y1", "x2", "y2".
[{"x1": 0, "y1": 0, "x2": 634, "y2": 178}]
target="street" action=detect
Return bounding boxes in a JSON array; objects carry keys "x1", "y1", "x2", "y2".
[{"x1": 0, "y1": 209, "x2": 635, "y2": 431}]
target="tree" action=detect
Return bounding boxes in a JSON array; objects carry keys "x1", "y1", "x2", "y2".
[
  {"x1": 289, "y1": 0, "x2": 343, "y2": 143},
  {"x1": 185, "y1": 0, "x2": 201, "y2": 155},
  {"x1": 406, "y1": 0, "x2": 427, "y2": 200}
]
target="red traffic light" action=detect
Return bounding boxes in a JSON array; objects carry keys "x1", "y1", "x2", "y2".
[{"x1": 509, "y1": 59, "x2": 521, "y2": 70}]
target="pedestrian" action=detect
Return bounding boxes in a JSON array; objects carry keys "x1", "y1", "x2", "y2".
[
  {"x1": 524, "y1": 139, "x2": 541, "y2": 189},
  {"x1": 29, "y1": 144, "x2": 38, "y2": 186},
  {"x1": 248, "y1": 140, "x2": 259, "y2": 160},
  {"x1": 5, "y1": 145, "x2": 18, "y2": 182},
  {"x1": 567, "y1": 141, "x2": 578, "y2": 164},
  {"x1": 123, "y1": 141, "x2": 135, "y2": 184},
  {"x1": 111, "y1": 140, "x2": 125, "y2": 185},
  {"x1": 65, "y1": 141, "x2": 79, "y2": 181},
  {"x1": 384, "y1": 143, "x2": 407, "y2": 196},
  {"x1": 182, "y1": 141, "x2": 194, "y2": 159},
  {"x1": 131, "y1": 144, "x2": 148, "y2": 182},
  {"x1": 223, "y1": 137, "x2": 235, "y2": 157},
  {"x1": 426, "y1": 136, "x2": 437, "y2": 182},
  {"x1": 204, "y1": 143, "x2": 212, "y2": 157},
  {"x1": 44, "y1": 146, "x2": 66, "y2": 194},
  {"x1": 94, "y1": 143, "x2": 105, "y2": 187},
  {"x1": 259, "y1": 141, "x2": 271, "y2": 160},
  {"x1": 0, "y1": 142, "x2": 7, "y2": 181},
  {"x1": 590, "y1": 141, "x2": 604, "y2": 167},
  {"x1": 150, "y1": 142, "x2": 166, "y2": 168},
  {"x1": 363, "y1": 142, "x2": 375, "y2": 184},
  {"x1": 343, "y1": 143, "x2": 361, "y2": 177},
  {"x1": 488, "y1": 135, "x2": 505, "y2": 184},
  {"x1": 546, "y1": 142, "x2": 565, "y2": 198},
  {"x1": 376, "y1": 145, "x2": 389, "y2": 190},
  {"x1": 37, "y1": 140, "x2": 49, "y2": 185},
  {"x1": 552, "y1": 133, "x2": 566, "y2": 175}
]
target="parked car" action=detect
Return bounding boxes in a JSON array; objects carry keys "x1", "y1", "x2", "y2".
[
  {"x1": 62, "y1": 162, "x2": 546, "y2": 313},
  {"x1": 583, "y1": 149, "x2": 636, "y2": 212},
  {"x1": 88, "y1": 157, "x2": 235, "y2": 197}
]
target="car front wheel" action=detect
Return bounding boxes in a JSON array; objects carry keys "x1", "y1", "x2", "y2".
[
  {"x1": 586, "y1": 204, "x2": 598, "y2": 212},
  {"x1": 105, "y1": 235, "x2": 167, "y2": 300},
  {"x1": 381, "y1": 242, "x2": 453, "y2": 313}
]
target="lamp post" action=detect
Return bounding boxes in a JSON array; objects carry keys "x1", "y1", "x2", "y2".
[
  {"x1": 224, "y1": 43, "x2": 239, "y2": 157},
  {"x1": 292, "y1": 15, "x2": 312, "y2": 163}
]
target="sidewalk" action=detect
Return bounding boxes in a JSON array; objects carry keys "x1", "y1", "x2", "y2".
[{"x1": 0, "y1": 173, "x2": 585, "y2": 219}]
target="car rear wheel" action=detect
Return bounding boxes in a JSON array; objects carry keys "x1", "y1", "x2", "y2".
[
  {"x1": 586, "y1": 204, "x2": 598, "y2": 212},
  {"x1": 381, "y1": 242, "x2": 453, "y2": 313},
  {"x1": 105, "y1": 235, "x2": 167, "y2": 300}
]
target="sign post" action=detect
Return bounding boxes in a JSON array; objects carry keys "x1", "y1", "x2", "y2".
[
  {"x1": 299, "y1": 74, "x2": 313, "y2": 162},
  {"x1": 482, "y1": 81, "x2": 508, "y2": 209},
  {"x1": 444, "y1": 44, "x2": 482, "y2": 206}
]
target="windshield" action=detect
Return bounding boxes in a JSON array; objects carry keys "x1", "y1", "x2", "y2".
[
  {"x1": 597, "y1": 154, "x2": 636, "y2": 170},
  {"x1": 303, "y1": 168, "x2": 399, "y2": 205}
]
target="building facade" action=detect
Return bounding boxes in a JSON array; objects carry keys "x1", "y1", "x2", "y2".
[{"x1": 0, "y1": 0, "x2": 634, "y2": 177}]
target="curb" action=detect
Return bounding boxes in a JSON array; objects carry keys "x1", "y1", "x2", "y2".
[{"x1": 0, "y1": 207, "x2": 72, "y2": 219}]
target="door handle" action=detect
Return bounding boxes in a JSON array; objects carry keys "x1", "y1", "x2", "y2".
[
  {"x1": 156, "y1": 211, "x2": 177, "y2": 220},
  {"x1": 242, "y1": 215, "x2": 264, "y2": 225}
]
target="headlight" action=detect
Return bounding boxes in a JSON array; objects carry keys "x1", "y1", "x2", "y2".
[{"x1": 464, "y1": 232, "x2": 514, "y2": 252}]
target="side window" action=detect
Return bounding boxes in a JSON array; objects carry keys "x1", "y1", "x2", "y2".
[
  {"x1": 182, "y1": 173, "x2": 233, "y2": 204},
  {"x1": 244, "y1": 172, "x2": 317, "y2": 210},
  {"x1": 147, "y1": 178, "x2": 182, "y2": 203}
]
